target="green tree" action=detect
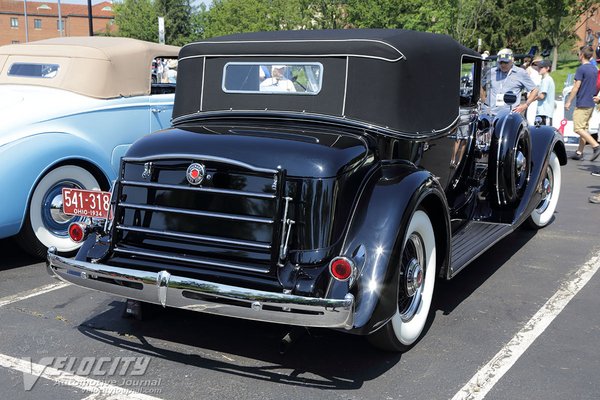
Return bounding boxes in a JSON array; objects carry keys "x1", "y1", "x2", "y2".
[
  {"x1": 346, "y1": 0, "x2": 427, "y2": 30},
  {"x1": 113, "y1": 0, "x2": 158, "y2": 42},
  {"x1": 297, "y1": 0, "x2": 348, "y2": 29},
  {"x1": 189, "y1": 3, "x2": 209, "y2": 41},
  {"x1": 443, "y1": 0, "x2": 495, "y2": 49},
  {"x1": 156, "y1": 0, "x2": 193, "y2": 46},
  {"x1": 204, "y1": 0, "x2": 278, "y2": 37},
  {"x1": 534, "y1": 0, "x2": 597, "y2": 70}
]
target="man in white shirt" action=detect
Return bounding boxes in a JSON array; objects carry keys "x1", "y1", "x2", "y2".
[
  {"x1": 259, "y1": 65, "x2": 296, "y2": 93},
  {"x1": 482, "y1": 48, "x2": 539, "y2": 115}
]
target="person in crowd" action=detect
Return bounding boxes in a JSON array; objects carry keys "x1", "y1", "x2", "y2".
[
  {"x1": 534, "y1": 60, "x2": 555, "y2": 126},
  {"x1": 161, "y1": 59, "x2": 170, "y2": 83},
  {"x1": 156, "y1": 58, "x2": 164, "y2": 82},
  {"x1": 481, "y1": 48, "x2": 538, "y2": 115},
  {"x1": 259, "y1": 65, "x2": 296, "y2": 92},
  {"x1": 526, "y1": 55, "x2": 543, "y2": 123},
  {"x1": 167, "y1": 59, "x2": 178, "y2": 83},
  {"x1": 585, "y1": 28, "x2": 594, "y2": 47},
  {"x1": 565, "y1": 46, "x2": 600, "y2": 161},
  {"x1": 521, "y1": 56, "x2": 532, "y2": 70}
]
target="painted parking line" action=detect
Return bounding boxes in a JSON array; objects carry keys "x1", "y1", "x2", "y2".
[
  {"x1": 0, "y1": 354, "x2": 164, "y2": 400},
  {"x1": 451, "y1": 252, "x2": 600, "y2": 400},
  {"x1": 0, "y1": 281, "x2": 70, "y2": 308}
]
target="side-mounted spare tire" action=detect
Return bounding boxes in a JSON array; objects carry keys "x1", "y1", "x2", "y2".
[{"x1": 488, "y1": 113, "x2": 532, "y2": 208}]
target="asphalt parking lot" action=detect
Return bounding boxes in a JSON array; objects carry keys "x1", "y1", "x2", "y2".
[{"x1": 1, "y1": 152, "x2": 599, "y2": 400}]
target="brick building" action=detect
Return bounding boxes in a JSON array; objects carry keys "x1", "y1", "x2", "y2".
[
  {"x1": 0, "y1": 0, "x2": 115, "y2": 45},
  {"x1": 576, "y1": 5, "x2": 599, "y2": 49}
]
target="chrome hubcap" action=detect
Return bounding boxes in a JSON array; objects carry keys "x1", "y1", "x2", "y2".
[
  {"x1": 49, "y1": 194, "x2": 71, "y2": 224},
  {"x1": 41, "y1": 180, "x2": 83, "y2": 236},
  {"x1": 515, "y1": 151, "x2": 526, "y2": 178},
  {"x1": 405, "y1": 258, "x2": 423, "y2": 297},
  {"x1": 537, "y1": 166, "x2": 554, "y2": 213},
  {"x1": 399, "y1": 232, "x2": 425, "y2": 322}
]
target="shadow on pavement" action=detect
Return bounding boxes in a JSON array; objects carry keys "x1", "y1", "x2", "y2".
[
  {"x1": 0, "y1": 238, "x2": 40, "y2": 271},
  {"x1": 434, "y1": 228, "x2": 537, "y2": 315},
  {"x1": 78, "y1": 302, "x2": 400, "y2": 390},
  {"x1": 73, "y1": 230, "x2": 540, "y2": 389}
]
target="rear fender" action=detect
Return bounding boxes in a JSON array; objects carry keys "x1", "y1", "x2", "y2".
[
  {"x1": 327, "y1": 162, "x2": 450, "y2": 334},
  {"x1": 0, "y1": 132, "x2": 112, "y2": 237}
]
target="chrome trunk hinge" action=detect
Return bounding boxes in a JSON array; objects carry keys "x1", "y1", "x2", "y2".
[
  {"x1": 103, "y1": 180, "x2": 118, "y2": 234},
  {"x1": 142, "y1": 162, "x2": 153, "y2": 179},
  {"x1": 278, "y1": 196, "x2": 295, "y2": 265}
]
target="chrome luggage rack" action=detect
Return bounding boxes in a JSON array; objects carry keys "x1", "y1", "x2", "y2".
[{"x1": 102, "y1": 155, "x2": 295, "y2": 274}]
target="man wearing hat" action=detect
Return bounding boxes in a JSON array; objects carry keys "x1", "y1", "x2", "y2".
[
  {"x1": 534, "y1": 59, "x2": 555, "y2": 126},
  {"x1": 482, "y1": 48, "x2": 539, "y2": 115}
]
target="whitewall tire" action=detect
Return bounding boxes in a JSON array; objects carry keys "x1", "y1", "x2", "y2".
[
  {"x1": 368, "y1": 209, "x2": 437, "y2": 352},
  {"x1": 17, "y1": 165, "x2": 100, "y2": 258},
  {"x1": 527, "y1": 152, "x2": 561, "y2": 229}
]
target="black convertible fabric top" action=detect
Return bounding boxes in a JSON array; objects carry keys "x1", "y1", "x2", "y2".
[{"x1": 174, "y1": 29, "x2": 481, "y2": 135}]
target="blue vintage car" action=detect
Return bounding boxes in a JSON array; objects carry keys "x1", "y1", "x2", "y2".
[{"x1": 0, "y1": 36, "x2": 179, "y2": 257}]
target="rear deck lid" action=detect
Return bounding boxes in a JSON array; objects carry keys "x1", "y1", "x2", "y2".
[{"x1": 124, "y1": 125, "x2": 369, "y2": 178}]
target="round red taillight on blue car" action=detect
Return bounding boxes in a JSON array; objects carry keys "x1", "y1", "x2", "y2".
[
  {"x1": 329, "y1": 256, "x2": 355, "y2": 281},
  {"x1": 68, "y1": 222, "x2": 87, "y2": 243}
]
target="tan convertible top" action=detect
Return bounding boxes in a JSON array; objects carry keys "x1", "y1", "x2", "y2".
[{"x1": 0, "y1": 36, "x2": 180, "y2": 98}]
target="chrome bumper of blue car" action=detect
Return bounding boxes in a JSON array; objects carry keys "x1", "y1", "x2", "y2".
[{"x1": 47, "y1": 248, "x2": 354, "y2": 329}]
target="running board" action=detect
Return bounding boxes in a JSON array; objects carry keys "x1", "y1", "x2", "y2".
[{"x1": 449, "y1": 221, "x2": 513, "y2": 278}]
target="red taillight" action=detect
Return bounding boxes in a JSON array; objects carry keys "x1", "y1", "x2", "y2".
[
  {"x1": 68, "y1": 222, "x2": 87, "y2": 243},
  {"x1": 329, "y1": 257, "x2": 355, "y2": 281}
]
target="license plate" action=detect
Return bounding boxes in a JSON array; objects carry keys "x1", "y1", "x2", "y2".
[{"x1": 62, "y1": 188, "x2": 111, "y2": 219}]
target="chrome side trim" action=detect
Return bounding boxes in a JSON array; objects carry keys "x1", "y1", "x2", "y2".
[
  {"x1": 122, "y1": 154, "x2": 279, "y2": 175},
  {"x1": 47, "y1": 250, "x2": 354, "y2": 329},
  {"x1": 180, "y1": 38, "x2": 406, "y2": 62},
  {"x1": 120, "y1": 180, "x2": 276, "y2": 199},
  {"x1": 116, "y1": 225, "x2": 271, "y2": 250},
  {"x1": 113, "y1": 247, "x2": 271, "y2": 273},
  {"x1": 118, "y1": 202, "x2": 274, "y2": 224}
]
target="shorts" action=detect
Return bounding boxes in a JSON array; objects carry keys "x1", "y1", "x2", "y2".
[{"x1": 573, "y1": 107, "x2": 594, "y2": 132}]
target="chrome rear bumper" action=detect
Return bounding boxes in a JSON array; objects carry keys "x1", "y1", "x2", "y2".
[{"x1": 47, "y1": 248, "x2": 354, "y2": 329}]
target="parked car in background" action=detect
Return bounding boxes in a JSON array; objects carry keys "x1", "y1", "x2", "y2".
[
  {"x1": 48, "y1": 30, "x2": 566, "y2": 352},
  {"x1": 0, "y1": 36, "x2": 179, "y2": 258}
]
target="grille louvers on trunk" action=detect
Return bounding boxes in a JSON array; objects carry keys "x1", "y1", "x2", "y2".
[{"x1": 109, "y1": 155, "x2": 287, "y2": 277}]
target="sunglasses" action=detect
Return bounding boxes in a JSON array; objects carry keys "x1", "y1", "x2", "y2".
[{"x1": 499, "y1": 61, "x2": 510, "y2": 64}]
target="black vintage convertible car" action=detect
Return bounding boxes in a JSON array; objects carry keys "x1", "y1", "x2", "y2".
[{"x1": 47, "y1": 29, "x2": 566, "y2": 352}]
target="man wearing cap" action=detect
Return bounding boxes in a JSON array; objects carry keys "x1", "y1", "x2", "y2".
[
  {"x1": 534, "y1": 60, "x2": 555, "y2": 126},
  {"x1": 482, "y1": 48, "x2": 539, "y2": 116}
]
